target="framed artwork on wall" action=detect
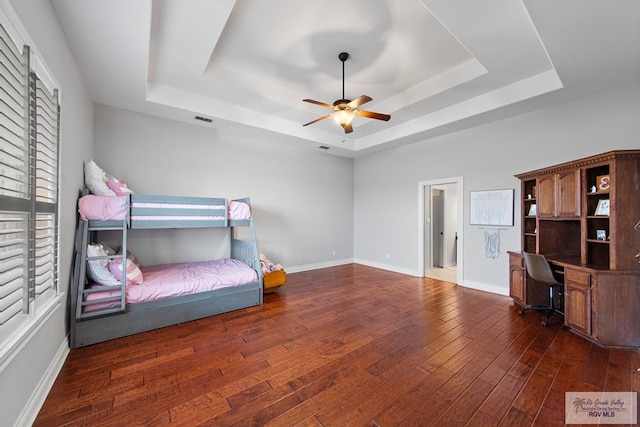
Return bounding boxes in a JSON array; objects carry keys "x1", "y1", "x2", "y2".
[{"x1": 470, "y1": 189, "x2": 514, "y2": 226}]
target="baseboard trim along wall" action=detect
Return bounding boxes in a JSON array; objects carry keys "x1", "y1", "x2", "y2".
[
  {"x1": 16, "y1": 337, "x2": 69, "y2": 427},
  {"x1": 460, "y1": 279, "x2": 509, "y2": 296},
  {"x1": 352, "y1": 259, "x2": 420, "y2": 277},
  {"x1": 286, "y1": 258, "x2": 353, "y2": 274}
]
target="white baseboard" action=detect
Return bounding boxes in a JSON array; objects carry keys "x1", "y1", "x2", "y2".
[
  {"x1": 287, "y1": 257, "x2": 421, "y2": 277},
  {"x1": 287, "y1": 260, "x2": 508, "y2": 297},
  {"x1": 352, "y1": 258, "x2": 420, "y2": 277},
  {"x1": 459, "y1": 279, "x2": 509, "y2": 296},
  {"x1": 15, "y1": 337, "x2": 69, "y2": 427},
  {"x1": 285, "y1": 258, "x2": 353, "y2": 273}
]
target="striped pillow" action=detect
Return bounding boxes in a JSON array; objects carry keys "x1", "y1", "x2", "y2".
[
  {"x1": 107, "y1": 176, "x2": 135, "y2": 196},
  {"x1": 109, "y1": 252, "x2": 143, "y2": 285},
  {"x1": 123, "y1": 250, "x2": 141, "y2": 268}
]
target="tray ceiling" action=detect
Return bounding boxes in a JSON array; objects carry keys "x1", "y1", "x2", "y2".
[{"x1": 51, "y1": 0, "x2": 640, "y2": 157}]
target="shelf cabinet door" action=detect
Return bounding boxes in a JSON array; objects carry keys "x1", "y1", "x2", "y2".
[
  {"x1": 564, "y1": 269, "x2": 592, "y2": 336},
  {"x1": 536, "y1": 175, "x2": 556, "y2": 218},
  {"x1": 510, "y1": 265, "x2": 525, "y2": 304},
  {"x1": 556, "y1": 170, "x2": 581, "y2": 217},
  {"x1": 537, "y1": 171, "x2": 581, "y2": 218},
  {"x1": 509, "y1": 253, "x2": 525, "y2": 305},
  {"x1": 565, "y1": 284, "x2": 592, "y2": 336}
]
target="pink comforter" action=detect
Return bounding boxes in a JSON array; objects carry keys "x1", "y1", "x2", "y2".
[
  {"x1": 77, "y1": 195, "x2": 251, "y2": 221},
  {"x1": 85, "y1": 258, "x2": 258, "y2": 309},
  {"x1": 78, "y1": 195, "x2": 128, "y2": 220}
]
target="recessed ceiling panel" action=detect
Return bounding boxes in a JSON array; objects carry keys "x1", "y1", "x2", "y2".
[{"x1": 202, "y1": 0, "x2": 473, "y2": 107}]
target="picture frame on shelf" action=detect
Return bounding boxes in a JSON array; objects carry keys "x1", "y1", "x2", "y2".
[
  {"x1": 596, "y1": 229, "x2": 607, "y2": 241},
  {"x1": 528, "y1": 203, "x2": 537, "y2": 216},
  {"x1": 594, "y1": 199, "x2": 610, "y2": 216}
]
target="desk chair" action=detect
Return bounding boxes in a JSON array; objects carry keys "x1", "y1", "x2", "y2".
[{"x1": 522, "y1": 252, "x2": 564, "y2": 327}]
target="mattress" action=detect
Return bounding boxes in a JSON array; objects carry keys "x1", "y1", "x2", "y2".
[
  {"x1": 78, "y1": 195, "x2": 251, "y2": 221},
  {"x1": 84, "y1": 258, "x2": 258, "y2": 311}
]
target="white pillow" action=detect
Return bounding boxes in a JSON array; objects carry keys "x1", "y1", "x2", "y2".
[
  {"x1": 86, "y1": 243, "x2": 120, "y2": 286},
  {"x1": 85, "y1": 159, "x2": 115, "y2": 196}
]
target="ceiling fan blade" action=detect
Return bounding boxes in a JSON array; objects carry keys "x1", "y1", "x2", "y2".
[
  {"x1": 348, "y1": 95, "x2": 372, "y2": 109},
  {"x1": 302, "y1": 114, "x2": 332, "y2": 126},
  {"x1": 356, "y1": 110, "x2": 391, "y2": 121},
  {"x1": 303, "y1": 99, "x2": 334, "y2": 109}
]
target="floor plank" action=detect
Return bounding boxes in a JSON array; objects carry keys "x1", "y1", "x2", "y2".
[{"x1": 35, "y1": 264, "x2": 640, "y2": 426}]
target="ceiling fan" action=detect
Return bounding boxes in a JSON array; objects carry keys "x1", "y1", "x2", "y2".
[{"x1": 302, "y1": 52, "x2": 390, "y2": 134}]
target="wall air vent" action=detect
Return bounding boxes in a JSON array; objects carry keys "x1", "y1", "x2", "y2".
[
  {"x1": 318, "y1": 145, "x2": 330, "y2": 150},
  {"x1": 194, "y1": 115, "x2": 213, "y2": 123}
]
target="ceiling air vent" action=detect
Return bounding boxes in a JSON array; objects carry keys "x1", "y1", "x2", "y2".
[
  {"x1": 194, "y1": 115, "x2": 213, "y2": 123},
  {"x1": 318, "y1": 145, "x2": 330, "y2": 150}
]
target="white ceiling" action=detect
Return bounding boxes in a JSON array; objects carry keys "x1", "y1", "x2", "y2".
[{"x1": 51, "y1": 0, "x2": 640, "y2": 158}]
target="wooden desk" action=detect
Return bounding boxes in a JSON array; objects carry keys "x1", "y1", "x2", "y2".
[
  {"x1": 510, "y1": 251, "x2": 640, "y2": 349},
  {"x1": 511, "y1": 151, "x2": 640, "y2": 349}
]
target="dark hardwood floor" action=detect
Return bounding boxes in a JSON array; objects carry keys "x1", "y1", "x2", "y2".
[{"x1": 36, "y1": 264, "x2": 639, "y2": 426}]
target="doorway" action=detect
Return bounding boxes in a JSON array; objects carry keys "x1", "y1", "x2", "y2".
[
  {"x1": 418, "y1": 177, "x2": 463, "y2": 284},
  {"x1": 432, "y1": 188, "x2": 444, "y2": 268}
]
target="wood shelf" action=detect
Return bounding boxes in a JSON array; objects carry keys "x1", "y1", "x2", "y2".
[{"x1": 512, "y1": 150, "x2": 640, "y2": 349}]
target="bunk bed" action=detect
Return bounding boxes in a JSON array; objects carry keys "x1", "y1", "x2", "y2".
[{"x1": 70, "y1": 193, "x2": 262, "y2": 348}]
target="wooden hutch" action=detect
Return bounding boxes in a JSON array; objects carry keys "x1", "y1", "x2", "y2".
[{"x1": 509, "y1": 150, "x2": 640, "y2": 349}]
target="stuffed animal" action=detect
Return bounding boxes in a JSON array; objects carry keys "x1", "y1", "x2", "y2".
[{"x1": 259, "y1": 253, "x2": 283, "y2": 274}]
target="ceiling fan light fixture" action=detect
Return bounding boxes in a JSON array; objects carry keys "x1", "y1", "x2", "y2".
[
  {"x1": 332, "y1": 109, "x2": 356, "y2": 126},
  {"x1": 302, "y1": 52, "x2": 390, "y2": 134}
]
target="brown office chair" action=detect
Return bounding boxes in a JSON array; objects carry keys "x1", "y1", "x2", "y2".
[{"x1": 522, "y1": 252, "x2": 564, "y2": 327}]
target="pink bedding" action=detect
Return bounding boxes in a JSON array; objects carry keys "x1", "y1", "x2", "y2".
[
  {"x1": 78, "y1": 195, "x2": 128, "y2": 221},
  {"x1": 77, "y1": 195, "x2": 252, "y2": 221},
  {"x1": 228, "y1": 200, "x2": 251, "y2": 220},
  {"x1": 85, "y1": 258, "x2": 258, "y2": 311}
]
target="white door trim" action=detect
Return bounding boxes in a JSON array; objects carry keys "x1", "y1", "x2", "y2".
[{"x1": 418, "y1": 177, "x2": 464, "y2": 285}]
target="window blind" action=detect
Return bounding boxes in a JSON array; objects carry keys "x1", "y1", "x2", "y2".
[{"x1": 0, "y1": 19, "x2": 59, "y2": 346}]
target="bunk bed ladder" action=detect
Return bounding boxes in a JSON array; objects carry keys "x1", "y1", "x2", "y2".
[
  {"x1": 76, "y1": 219, "x2": 128, "y2": 320},
  {"x1": 230, "y1": 199, "x2": 263, "y2": 305}
]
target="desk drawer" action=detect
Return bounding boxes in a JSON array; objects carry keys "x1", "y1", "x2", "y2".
[{"x1": 566, "y1": 268, "x2": 591, "y2": 287}]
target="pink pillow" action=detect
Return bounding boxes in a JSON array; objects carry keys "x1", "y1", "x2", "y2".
[
  {"x1": 107, "y1": 176, "x2": 134, "y2": 196},
  {"x1": 109, "y1": 252, "x2": 143, "y2": 285}
]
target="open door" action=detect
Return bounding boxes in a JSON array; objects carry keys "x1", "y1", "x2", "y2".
[
  {"x1": 420, "y1": 178, "x2": 463, "y2": 284},
  {"x1": 432, "y1": 188, "x2": 444, "y2": 268}
]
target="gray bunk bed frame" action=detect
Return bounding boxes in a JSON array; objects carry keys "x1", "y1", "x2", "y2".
[{"x1": 70, "y1": 194, "x2": 263, "y2": 348}]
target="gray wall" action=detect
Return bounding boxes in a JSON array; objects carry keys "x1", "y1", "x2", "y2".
[
  {"x1": 354, "y1": 83, "x2": 640, "y2": 294},
  {"x1": 1, "y1": 1, "x2": 93, "y2": 426},
  {"x1": 93, "y1": 105, "x2": 355, "y2": 270},
  {"x1": 2, "y1": 3, "x2": 639, "y2": 423}
]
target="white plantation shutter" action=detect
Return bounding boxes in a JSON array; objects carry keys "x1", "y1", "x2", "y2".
[
  {"x1": 35, "y1": 77, "x2": 58, "y2": 204},
  {"x1": 0, "y1": 212, "x2": 27, "y2": 339},
  {"x1": 0, "y1": 21, "x2": 27, "y2": 200},
  {"x1": 0, "y1": 18, "x2": 59, "y2": 347}
]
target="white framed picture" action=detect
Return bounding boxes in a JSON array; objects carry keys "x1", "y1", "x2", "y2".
[
  {"x1": 596, "y1": 229, "x2": 607, "y2": 240},
  {"x1": 469, "y1": 189, "x2": 514, "y2": 226},
  {"x1": 528, "y1": 203, "x2": 537, "y2": 216},
  {"x1": 594, "y1": 199, "x2": 610, "y2": 216}
]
